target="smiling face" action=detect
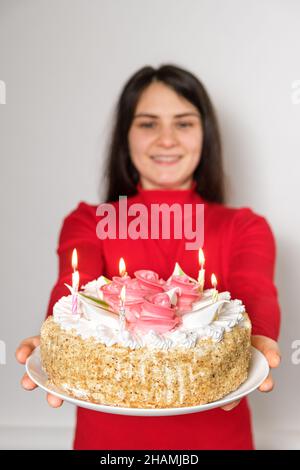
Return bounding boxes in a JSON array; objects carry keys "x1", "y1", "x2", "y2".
[{"x1": 128, "y1": 81, "x2": 203, "y2": 190}]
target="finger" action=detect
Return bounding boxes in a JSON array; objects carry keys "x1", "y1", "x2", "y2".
[
  {"x1": 47, "y1": 393, "x2": 63, "y2": 408},
  {"x1": 20, "y1": 336, "x2": 40, "y2": 349},
  {"x1": 16, "y1": 337, "x2": 40, "y2": 364},
  {"x1": 258, "y1": 371, "x2": 274, "y2": 392},
  {"x1": 16, "y1": 345, "x2": 34, "y2": 364},
  {"x1": 221, "y1": 399, "x2": 241, "y2": 411},
  {"x1": 21, "y1": 372, "x2": 38, "y2": 390},
  {"x1": 252, "y1": 335, "x2": 281, "y2": 365},
  {"x1": 265, "y1": 349, "x2": 281, "y2": 369}
]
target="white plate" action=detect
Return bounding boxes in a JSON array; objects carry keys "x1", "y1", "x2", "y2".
[{"x1": 26, "y1": 345, "x2": 269, "y2": 416}]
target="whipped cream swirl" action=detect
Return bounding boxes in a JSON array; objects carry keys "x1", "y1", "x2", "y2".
[{"x1": 53, "y1": 276, "x2": 250, "y2": 350}]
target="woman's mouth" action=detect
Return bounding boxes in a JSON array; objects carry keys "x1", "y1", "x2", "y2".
[{"x1": 150, "y1": 155, "x2": 183, "y2": 165}]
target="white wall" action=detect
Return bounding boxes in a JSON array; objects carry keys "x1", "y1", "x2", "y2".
[{"x1": 0, "y1": 0, "x2": 299, "y2": 449}]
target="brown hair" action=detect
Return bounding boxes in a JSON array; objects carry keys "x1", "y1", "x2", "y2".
[{"x1": 103, "y1": 64, "x2": 225, "y2": 203}]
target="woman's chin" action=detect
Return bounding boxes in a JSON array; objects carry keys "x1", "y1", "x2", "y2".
[
  {"x1": 140, "y1": 170, "x2": 192, "y2": 189},
  {"x1": 155, "y1": 176, "x2": 190, "y2": 189},
  {"x1": 153, "y1": 180, "x2": 182, "y2": 189}
]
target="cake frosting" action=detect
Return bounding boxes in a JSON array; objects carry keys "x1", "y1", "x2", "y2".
[
  {"x1": 40, "y1": 265, "x2": 252, "y2": 408},
  {"x1": 52, "y1": 269, "x2": 249, "y2": 350}
]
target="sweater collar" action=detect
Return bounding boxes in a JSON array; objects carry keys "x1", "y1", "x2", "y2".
[{"x1": 136, "y1": 179, "x2": 202, "y2": 204}]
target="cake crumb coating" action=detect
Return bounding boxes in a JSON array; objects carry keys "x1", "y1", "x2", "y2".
[{"x1": 40, "y1": 314, "x2": 251, "y2": 408}]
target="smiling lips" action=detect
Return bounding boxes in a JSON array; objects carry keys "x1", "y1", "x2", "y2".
[{"x1": 150, "y1": 155, "x2": 183, "y2": 165}]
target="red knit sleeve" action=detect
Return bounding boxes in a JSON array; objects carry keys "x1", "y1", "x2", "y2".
[
  {"x1": 226, "y1": 208, "x2": 281, "y2": 341},
  {"x1": 45, "y1": 202, "x2": 104, "y2": 318}
]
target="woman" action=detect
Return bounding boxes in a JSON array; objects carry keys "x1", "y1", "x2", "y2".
[{"x1": 16, "y1": 64, "x2": 281, "y2": 449}]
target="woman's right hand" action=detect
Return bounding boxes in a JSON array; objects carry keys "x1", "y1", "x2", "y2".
[{"x1": 15, "y1": 336, "x2": 63, "y2": 408}]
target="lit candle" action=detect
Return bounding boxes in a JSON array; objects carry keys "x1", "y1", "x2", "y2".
[
  {"x1": 119, "y1": 284, "x2": 126, "y2": 332},
  {"x1": 197, "y1": 248, "x2": 205, "y2": 292},
  {"x1": 71, "y1": 248, "x2": 80, "y2": 315},
  {"x1": 211, "y1": 273, "x2": 218, "y2": 302},
  {"x1": 112, "y1": 257, "x2": 131, "y2": 285},
  {"x1": 119, "y1": 257, "x2": 127, "y2": 277}
]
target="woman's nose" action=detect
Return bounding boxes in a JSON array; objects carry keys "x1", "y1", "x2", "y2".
[{"x1": 156, "y1": 126, "x2": 178, "y2": 147}]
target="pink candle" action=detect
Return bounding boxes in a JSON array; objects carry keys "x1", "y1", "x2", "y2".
[{"x1": 71, "y1": 249, "x2": 79, "y2": 315}]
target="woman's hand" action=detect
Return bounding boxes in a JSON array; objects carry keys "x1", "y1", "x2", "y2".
[
  {"x1": 15, "y1": 336, "x2": 63, "y2": 408},
  {"x1": 221, "y1": 334, "x2": 281, "y2": 411}
]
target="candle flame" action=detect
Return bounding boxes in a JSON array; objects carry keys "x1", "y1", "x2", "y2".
[
  {"x1": 211, "y1": 273, "x2": 217, "y2": 288},
  {"x1": 72, "y1": 248, "x2": 78, "y2": 271},
  {"x1": 198, "y1": 248, "x2": 205, "y2": 267},
  {"x1": 119, "y1": 257, "x2": 127, "y2": 277},
  {"x1": 120, "y1": 284, "x2": 126, "y2": 302}
]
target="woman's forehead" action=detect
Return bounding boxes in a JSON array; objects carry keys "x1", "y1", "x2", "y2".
[{"x1": 135, "y1": 82, "x2": 199, "y2": 116}]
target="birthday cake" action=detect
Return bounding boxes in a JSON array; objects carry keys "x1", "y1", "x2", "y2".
[{"x1": 40, "y1": 263, "x2": 252, "y2": 408}]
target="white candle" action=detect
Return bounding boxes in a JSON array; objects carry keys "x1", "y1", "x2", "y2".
[
  {"x1": 119, "y1": 284, "x2": 126, "y2": 331},
  {"x1": 211, "y1": 273, "x2": 219, "y2": 303},
  {"x1": 197, "y1": 248, "x2": 205, "y2": 292}
]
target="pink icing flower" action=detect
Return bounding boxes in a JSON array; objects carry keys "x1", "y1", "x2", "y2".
[
  {"x1": 98, "y1": 271, "x2": 192, "y2": 333},
  {"x1": 112, "y1": 275, "x2": 132, "y2": 286},
  {"x1": 100, "y1": 278, "x2": 153, "y2": 323},
  {"x1": 107, "y1": 297, "x2": 144, "y2": 323},
  {"x1": 166, "y1": 274, "x2": 201, "y2": 312},
  {"x1": 134, "y1": 270, "x2": 165, "y2": 293},
  {"x1": 100, "y1": 282, "x2": 120, "y2": 298},
  {"x1": 130, "y1": 291, "x2": 181, "y2": 334}
]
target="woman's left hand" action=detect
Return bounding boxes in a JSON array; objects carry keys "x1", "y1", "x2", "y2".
[{"x1": 221, "y1": 334, "x2": 281, "y2": 411}]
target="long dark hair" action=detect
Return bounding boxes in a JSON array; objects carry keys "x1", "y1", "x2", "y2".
[{"x1": 103, "y1": 64, "x2": 225, "y2": 203}]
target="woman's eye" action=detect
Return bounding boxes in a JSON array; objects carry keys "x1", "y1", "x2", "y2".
[
  {"x1": 138, "y1": 121, "x2": 194, "y2": 129},
  {"x1": 176, "y1": 122, "x2": 193, "y2": 128},
  {"x1": 139, "y1": 122, "x2": 156, "y2": 128}
]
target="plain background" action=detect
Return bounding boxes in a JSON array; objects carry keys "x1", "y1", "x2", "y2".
[{"x1": 0, "y1": 0, "x2": 299, "y2": 449}]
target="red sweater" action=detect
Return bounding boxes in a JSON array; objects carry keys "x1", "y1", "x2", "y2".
[{"x1": 45, "y1": 183, "x2": 280, "y2": 450}]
